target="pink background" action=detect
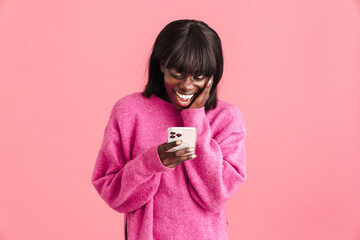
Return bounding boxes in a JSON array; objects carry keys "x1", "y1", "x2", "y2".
[{"x1": 1, "y1": 0, "x2": 359, "y2": 239}]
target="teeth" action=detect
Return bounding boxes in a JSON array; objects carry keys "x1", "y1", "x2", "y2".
[{"x1": 175, "y1": 92, "x2": 194, "y2": 99}]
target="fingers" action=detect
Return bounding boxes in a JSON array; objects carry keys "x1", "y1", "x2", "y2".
[
  {"x1": 199, "y1": 77, "x2": 213, "y2": 99},
  {"x1": 174, "y1": 147, "x2": 195, "y2": 157},
  {"x1": 158, "y1": 140, "x2": 182, "y2": 153},
  {"x1": 205, "y1": 77, "x2": 213, "y2": 93},
  {"x1": 188, "y1": 76, "x2": 213, "y2": 109},
  {"x1": 162, "y1": 153, "x2": 197, "y2": 168},
  {"x1": 159, "y1": 145, "x2": 196, "y2": 168},
  {"x1": 160, "y1": 146, "x2": 195, "y2": 161},
  {"x1": 208, "y1": 76, "x2": 213, "y2": 87}
]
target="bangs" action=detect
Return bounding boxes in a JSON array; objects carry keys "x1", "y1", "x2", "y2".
[{"x1": 164, "y1": 30, "x2": 217, "y2": 77}]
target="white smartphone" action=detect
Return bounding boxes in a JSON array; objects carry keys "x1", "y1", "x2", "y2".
[{"x1": 167, "y1": 127, "x2": 197, "y2": 152}]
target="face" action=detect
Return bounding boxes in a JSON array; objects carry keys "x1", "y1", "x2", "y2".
[{"x1": 160, "y1": 63, "x2": 210, "y2": 110}]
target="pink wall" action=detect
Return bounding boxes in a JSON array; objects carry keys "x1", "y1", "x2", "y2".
[{"x1": 1, "y1": 0, "x2": 359, "y2": 239}]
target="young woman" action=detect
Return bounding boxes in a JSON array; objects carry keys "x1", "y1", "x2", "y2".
[{"x1": 91, "y1": 19, "x2": 247, "y2": 240}]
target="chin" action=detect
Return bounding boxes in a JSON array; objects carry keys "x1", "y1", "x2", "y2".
[{"x1": 171, "y1": 91, "x2": 196, "y2": 108}]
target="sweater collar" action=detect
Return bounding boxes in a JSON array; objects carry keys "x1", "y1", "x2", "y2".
[{"x1": 148, "y1": 94, "x2": 182, "y2": 114}]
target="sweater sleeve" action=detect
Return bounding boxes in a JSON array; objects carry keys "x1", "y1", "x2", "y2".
[
  {"x1": 181, "y1": 106, "x2": 247, "y2": 213},
  {"x1": 91, "y1": 107, "x2": 174, "y2": 213}
]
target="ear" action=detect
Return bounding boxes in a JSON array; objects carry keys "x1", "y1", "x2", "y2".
[{"x1": 160, "y1": 60, "x2": 164, "y2": 73}]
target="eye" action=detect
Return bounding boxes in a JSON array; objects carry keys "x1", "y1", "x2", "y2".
[
  {"x1": 192, "y1": 75, "x2": 205, "y2": 81},
  {"x1": 169, "y1": 69, "x2": 183, "y2": 79},
  {"x1": 170, "y1": 72, "x2": 183, "y2": 79}
]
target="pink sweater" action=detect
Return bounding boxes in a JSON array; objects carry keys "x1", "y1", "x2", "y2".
[{"x1": 91, "y1": 92, "x2": 247, "y2": 240}]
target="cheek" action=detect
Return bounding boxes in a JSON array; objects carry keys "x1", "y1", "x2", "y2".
[
  {"x1": 163, "y1": 77, "x2": 177, "y2": 95},
  {"x1": 164, "y1": 75, "x2": 178, "y2": 88},
  {"x1": 163, "y1": 75, "x2": 171, "y2": 88},
  {"x1": 196, "y1": 81, "x2": 207, "y2": 90}
]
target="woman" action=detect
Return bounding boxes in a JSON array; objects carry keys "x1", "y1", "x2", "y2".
[{"x1": 91, "y1": 19, "x2": 247, "y2": 240}]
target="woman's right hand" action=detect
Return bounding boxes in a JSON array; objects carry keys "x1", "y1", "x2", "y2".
[{"x1": 157, "y1": 140, "x2": 196, "y2": 168}]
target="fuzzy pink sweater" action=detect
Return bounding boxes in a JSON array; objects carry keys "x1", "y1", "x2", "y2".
[{"x1": 91, "y1": 92, "x2": 247, "y2": 240}]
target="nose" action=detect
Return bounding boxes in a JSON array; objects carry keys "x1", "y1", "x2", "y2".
[{"x1": 179, "y1": 75, "x2": 194, "y2": 92}]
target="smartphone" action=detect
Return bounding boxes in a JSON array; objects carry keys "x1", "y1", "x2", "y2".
[{"x1": 167, "y1": 127, "x2": 197, "y2": 152}]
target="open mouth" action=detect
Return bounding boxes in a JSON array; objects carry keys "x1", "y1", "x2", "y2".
[{"x1": 174, "y1": 91, "x2": 195, "y2": 107}]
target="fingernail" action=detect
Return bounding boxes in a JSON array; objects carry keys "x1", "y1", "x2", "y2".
[
  {"x1": 176, "y1": 140, "x2": 182, "y2": 145},
  {"x1": 188, "y1": 147, "x2": 195, "y2": 152}
]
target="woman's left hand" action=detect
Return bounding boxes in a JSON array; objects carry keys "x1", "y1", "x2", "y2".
[{"x1": 188, "y1": 76, "x2": 213, "y2": 109}]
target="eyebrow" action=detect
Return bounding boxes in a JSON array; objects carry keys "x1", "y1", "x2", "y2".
[{"x1": 168, "y1": 68, "x2": 182, "y2": 74}]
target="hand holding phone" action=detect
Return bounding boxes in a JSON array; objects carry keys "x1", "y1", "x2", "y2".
[
  {"x1": 157, "y1": 127, "x2": 197, "y2": 168},
  {"x1": 167, "y1": 127, "x2": 196, "y2": 152}
]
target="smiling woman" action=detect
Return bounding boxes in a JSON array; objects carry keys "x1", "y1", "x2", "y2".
[
  {"x1": 143, "y1": 19, "x2": 223, "y2": 111},
  {"x1": 91, "y1": 19, "x2": 247, "y2": 240},
  {"x1": 160, "y1": 66, "x2": 212, "y2": 109}
]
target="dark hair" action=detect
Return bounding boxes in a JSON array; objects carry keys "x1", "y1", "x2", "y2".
[{"x1": 142, "y1": 19, "x2": 223, "y2": 111}]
